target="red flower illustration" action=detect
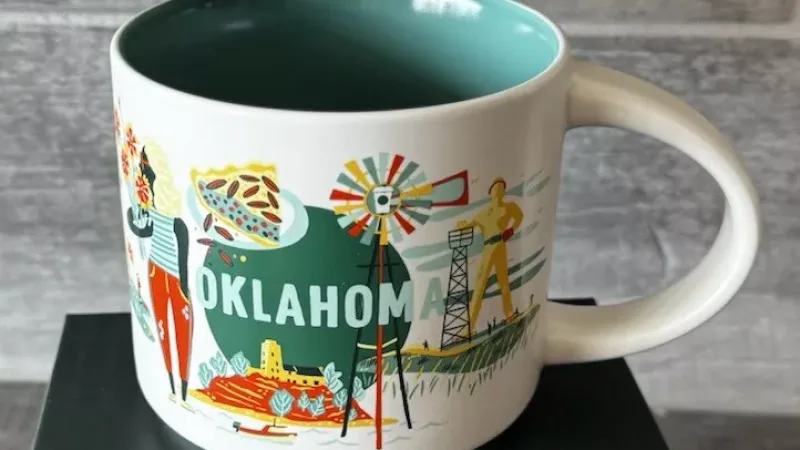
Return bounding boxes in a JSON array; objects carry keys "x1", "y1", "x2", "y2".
[
  {"x1": 113, "y1": 106, "x2": 121, "y2": 138},
  {"x1": 120, "y1": 146, "x2": 131, "y2": 177},
  {"x1": 134, "y1": 168, "x2": 152, "y2": 208},
  {"x1": 123, "y1": 123, "x2": 138, "y2": 157}
]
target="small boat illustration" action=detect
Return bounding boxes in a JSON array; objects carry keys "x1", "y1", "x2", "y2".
[{"x1": 232, "y1": 421, "x2": 297, "y2": 439}]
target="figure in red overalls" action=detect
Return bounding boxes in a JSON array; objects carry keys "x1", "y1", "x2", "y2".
[{"x1": 128, "y1": 144, "x2": 194, "y2": 407}]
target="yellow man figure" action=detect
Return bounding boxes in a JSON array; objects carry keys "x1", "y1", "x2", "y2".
[{"x1": 457, "y1": 177, "x2": 524, "y2": 333}]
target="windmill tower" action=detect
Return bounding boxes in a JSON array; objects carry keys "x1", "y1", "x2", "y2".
[{"x1": 330, "y1": 153, "x2": 469, "y2": 449}]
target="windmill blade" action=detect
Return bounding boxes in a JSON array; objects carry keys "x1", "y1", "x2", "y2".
[
  {"x1": 337, "y1": 211, "x2": 363, "y2": 228},
  {"x1": 385, "y1": 154, "x2": 405, "y2": 184},
  {"x1": 400, "y1": 182, "x2": 434, "y2": 199},
  {"x1": 402, "y1": 171, "x2": 429, "y2": 191},
  {"x1": 344, "y1": 160, "x2": 374, "y2": 190},
  {"x1": 363, "y1": 156, "x2": 382, "y2": 186},
  {"x1": 392, "y1": 211, "x2": 417, "y2": 235},
  {"x1": 393, "y1": 161, "x2": 420, "y2": 189},
  {"x1": 400, "y1": 207, "x2": 431, "y2": 226},
  {"x1": 389, "y1": 194, "x2": 403, "y2": 209},
  {"x1": 333, "y1": 202, "x2": 365, "y2": 215},
  {"x1": 339, "y1": 206, "x2": 367, "y2": 223},
  {"x1": 330, "y1": 189, "x2": 365, "y2": 201},
  {"x1": 388, "y1": 217, "x2": 404, "y2": 243},
  {"x1": 378, "y1": 153, "x2": 390, "y2": 182},
  {"x1": 347, "y1": 214, "x2": 373, "y2": 237},
  {"x1": 336, "y1": 172, "x2": 368, "y2": 194},
  {"x1": 360, "y1": 218, "x2": 379, "y2": 245}
]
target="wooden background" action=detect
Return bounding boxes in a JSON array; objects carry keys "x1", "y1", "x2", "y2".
[{"x1": 1, "y1": 0, "x2": 799, "y2": 448}]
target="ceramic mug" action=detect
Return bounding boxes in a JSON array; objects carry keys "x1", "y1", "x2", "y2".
[{"x1": 110, "y1": 0, "x2": 760, "y2": 449}]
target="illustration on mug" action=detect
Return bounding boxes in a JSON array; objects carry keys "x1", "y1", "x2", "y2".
[
  {"x1": 114, "y1": 100, "x2": 553, "y2": 447},
  {"x1": 177, "y1": 152, "x2": 551, "y2": 448},
  {"x1": 116, "y1": 103, "x2": 195, "y2": 411}
]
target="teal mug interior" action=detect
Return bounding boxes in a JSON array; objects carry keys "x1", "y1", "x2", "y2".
[{"x1": 118, "y1": 0, "x2": 561, "y2": 112}]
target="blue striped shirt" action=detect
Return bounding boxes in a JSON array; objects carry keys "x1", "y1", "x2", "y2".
[{"x1": 149, "y1": 210, "x2": 180, "y2": 276}]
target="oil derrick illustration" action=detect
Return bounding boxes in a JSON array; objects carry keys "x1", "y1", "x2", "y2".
[{"x1": 440, "y1": 227, "x2": 474, "y2": 349}]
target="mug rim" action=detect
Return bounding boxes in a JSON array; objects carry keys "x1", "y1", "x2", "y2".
[{"x1": 109, "y1": 0, "x2": 570, "y2": 123}]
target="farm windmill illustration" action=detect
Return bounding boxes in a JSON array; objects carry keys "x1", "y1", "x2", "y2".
[{"x1": 330, "y1": 153, "x2": 468, "y2": 449}]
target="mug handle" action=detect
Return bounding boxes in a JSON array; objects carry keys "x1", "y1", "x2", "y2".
[{"x1": 545, "y1": 60, "x2": 761, "y2": 364}]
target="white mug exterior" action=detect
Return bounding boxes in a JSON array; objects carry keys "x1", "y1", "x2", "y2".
[{"x1": 109, "y1": 3, "x2": 759, "y2": 450}]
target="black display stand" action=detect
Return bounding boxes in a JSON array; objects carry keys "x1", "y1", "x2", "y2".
[{"x1": 33, "y1": 299, "x2": 668, "y2": 450}]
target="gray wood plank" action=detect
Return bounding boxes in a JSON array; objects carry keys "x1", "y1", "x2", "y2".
[
  {"x1": 0, "y1": 25, "x2": 128, "y2": 380},
  {"x1": 628, "y1": 294, "x2": 800, "y2": 412},
  {"x1": 0, "y1": 0, "x2": 795, "y2": 23},
  {"x1": 0, "y1": 0, "x2": 162, "y2": 14},
  {"x1": 656, "y1": 410, "x2": 800, "y2": 450},
  {"x1": 0, "y1": 383, "x2": 46, "y2": 450},
  {"x1": 527, "y1": 0, "x2": 796, "y2": 23}
]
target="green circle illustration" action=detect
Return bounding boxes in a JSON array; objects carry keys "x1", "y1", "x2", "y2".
[{"x1": 202, "y1": 206, "x2": 411, "y2": 387}]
